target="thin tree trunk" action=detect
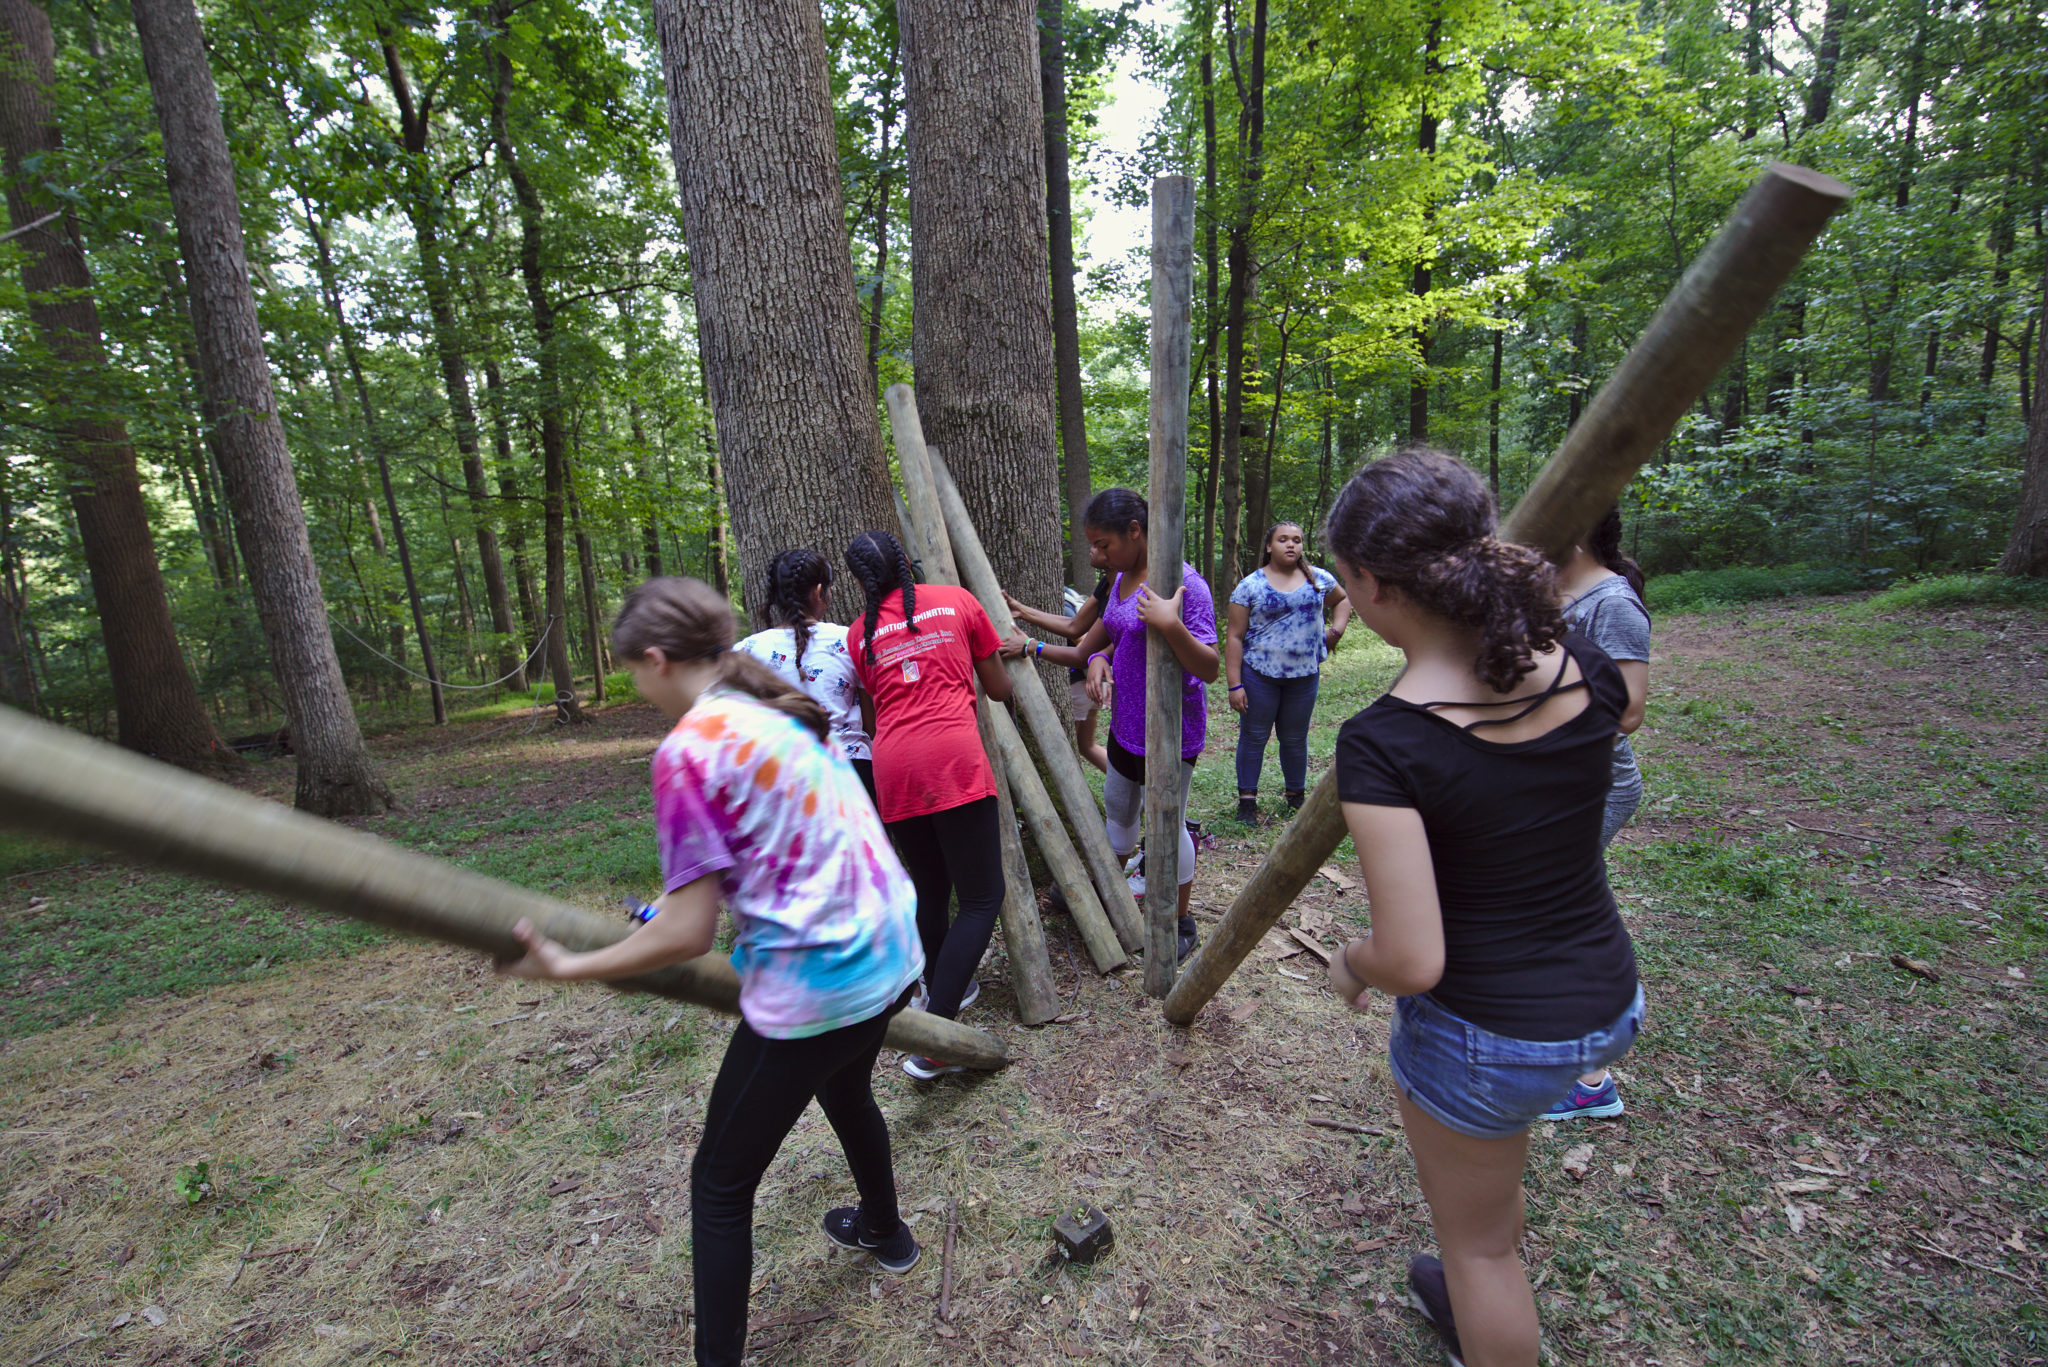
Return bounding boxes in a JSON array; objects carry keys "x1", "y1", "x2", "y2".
[
  {"x1": 440, "y1": 482, "x2": 475, "y2": 648},
  {"x1": 381, "y1": 39, "x2": 523, "y2": 695},
  {"x1": 129, "y1": 0, "x2": 388, "y2": 811},
  {"x1": 1249, "y1": 307, "x2": 1291, "y2": 540},
  {"x1": 488, "y1": 20, "x2": 581, "y2": 724},
  {"x1": 0, "y1": 468, "x2": 39, "y2": 712},
  {"x1": 1040, "y1": 0, "x2": 1090, "y2": 588},
  {"x1": 481, "y1": 354, "x2": 540, "y2": 664},
  {"x1": 1408, "y1": 13, "x2": 1441, "y2": 442},
  {"x1": 571, "y1": 488, "x2": 606, "y2": 703},
  {"x1": 864, "y1": 28, "x2": 900, "y2": 392},
  {"x1": 652, "y1": 0, "x2": 899, "y2": 625},
  {"x1": 1488, "y1": 326, "x2": 1503, "y2": 491},
  {"x1": 899, "y1": 0, "x2": 1065, "y2": 617},
  {"x1": 1199, "y1": 24, "x2": 1221, "y2": 586},
  {"x1": 1219, "y1": 0, "x2": 1266, "y2": 587},
  {"x1": 0, "y1": 0, "x2": 223, "y2": 764},
  {"x1": 615, "y1": 289, "x2": 663, "y2": 580},
  {"x1": 303, "y1": 208, "x2": 446, "y2": 724},
  {"x1": 1801, "y1": 0, "x2": 1847, "y2": 131},
  {"x1": 1998, "y1": 257, "x2": 2048, "y2": 576}
]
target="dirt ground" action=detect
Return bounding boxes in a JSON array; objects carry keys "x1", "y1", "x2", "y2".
[{"x1": 1, "y1": 597, "x2": 2042, "y2": 1365}]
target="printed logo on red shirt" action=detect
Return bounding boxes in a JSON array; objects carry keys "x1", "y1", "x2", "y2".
[{"x1": 900, "y1": 660, "x2": 920, "y2": 683}]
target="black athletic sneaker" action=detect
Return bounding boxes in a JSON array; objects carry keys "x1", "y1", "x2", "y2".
[
  {"x1": 1284, "y1": 789, "x2": 1306, "y2": 812},
  {"x1": 1406, "y1": 1254, "x2": 1466, "y2": 1366},
  {"x1": 1176, "y1": 915, "x2": 1199, "y2": 964},
  {"x1": 1235, "y1": 797, "x2": 1260, "y2": 826},
  {"x1": 822, "y1": 1207, "x2": 922, "y2": 1275}
]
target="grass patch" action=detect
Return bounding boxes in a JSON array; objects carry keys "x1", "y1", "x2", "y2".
[{"x1": 1852, "y1": 571, "x2": 2048, "y2": 614}]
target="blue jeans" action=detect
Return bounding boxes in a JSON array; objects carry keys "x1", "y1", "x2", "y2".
[
  {"x1": 1389, "y1": 986, "x2": 1646, "y2": 1139},
  {"x1": 1234, "y1": 666, "x2": 1319, "y2": 793}
]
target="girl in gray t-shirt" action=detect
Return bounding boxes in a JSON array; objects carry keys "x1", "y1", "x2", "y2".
[{"x1": 1546, "y1": 504, "x2": 1651, "y2": 1122}]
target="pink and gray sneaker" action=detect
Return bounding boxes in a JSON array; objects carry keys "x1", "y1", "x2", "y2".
[{"x1": 1539, "y1": 1073, "x2": 1625, "y2": 1122}]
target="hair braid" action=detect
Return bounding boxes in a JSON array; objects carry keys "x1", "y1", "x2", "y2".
[
  {"x1": 764, "y1": 548, "x2": 831, "y2": 671},
  {"x1": 611, "y1": 576, "x2": 828, "y2": 742},
  {"x1": 845, "y1": 530, "x2": 920, "y2": 667}
]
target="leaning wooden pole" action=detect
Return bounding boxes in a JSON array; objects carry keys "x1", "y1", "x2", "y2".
[
  {"x1": 883, "y1": 389, "x2": 1061, "y2": 1023},
  {"x1": 927, "y1": 449, "x2": 1143, "y2": 956},
  {"x1": 1163, "y1": 161, "x2": 1853, "y2": 1026},
  {"x1": 987, "y1": 703, "x2": 1127, "y2": 972},
  {"x1": 0, "y1": 706, "x2": 1009, "y2": 1068},
  {"x1": 1144, "y1": 175, "x2": 1196, "y2": 996}
]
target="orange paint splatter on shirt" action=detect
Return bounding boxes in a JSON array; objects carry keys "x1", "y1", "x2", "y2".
[
  {"x1": 754, "y1": 757, "x2": 780, "y2": 790},
  {"x1": 803, "y1": 791, "x2": 819, "y2": 817}
]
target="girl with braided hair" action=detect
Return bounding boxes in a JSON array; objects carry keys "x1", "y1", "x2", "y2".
[
  {"x1": 1317, "y1": 448, "x2": 1643, "y2": 1367},
  {"x1": 844, "y1": 530, "x2": 1019, "y2": 1078},
  {"x1": 735, "y1": 549, "x2": 877, "y2": 802}
]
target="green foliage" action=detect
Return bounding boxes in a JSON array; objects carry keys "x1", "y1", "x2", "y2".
[
  {"x1": 1644, "y1": 564, "x2": 1884, "y2": 612},
  {"x1": 1856, "y1": 573, "x2": 2048, "y2": 614}
]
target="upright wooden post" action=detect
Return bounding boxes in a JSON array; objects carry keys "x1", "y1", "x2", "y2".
[
  {"x1": 884, "y1": 391, "x2": 1060, "y2": 1023},
  {"x1": 0, "y1": 707, "x2": 1010, "y2": 1068},
  {"x1": 1144, "y1": 175, "x2": 1196, "y2": 996},
  {"x1": 1163, "y1": 162, "x2": 1852, "y2": 1026},
  {"x1": 927, "y1": 449, "x2": 1143, "y2": 955}
]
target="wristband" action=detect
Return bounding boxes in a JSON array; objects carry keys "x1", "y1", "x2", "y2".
[
  {"x1": 1088, "y1": 652, "x2": 1108, "y2": 667},
  {"x1": 1033, "y1": 640, "x2": 1044, "y2": 659},
  {"x1": 1228, "y1": 684, "x2": 1245, "y2": 693}
]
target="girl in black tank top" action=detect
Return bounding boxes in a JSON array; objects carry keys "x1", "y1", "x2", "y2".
[{"x1": 1315, "y1": 448, "x2": 1644, "y2": 1367}]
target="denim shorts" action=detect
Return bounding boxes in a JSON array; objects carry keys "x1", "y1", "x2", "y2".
[{"x1": 1388, "y1": 985, "x2": 1646, "y2": 1139}]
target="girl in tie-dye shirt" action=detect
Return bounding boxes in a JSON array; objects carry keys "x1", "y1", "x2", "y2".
[{"x1": 500, "y1": 576, "x2": 925, "y2": 1365}]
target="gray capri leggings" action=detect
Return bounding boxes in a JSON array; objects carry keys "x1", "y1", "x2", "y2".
[{"x1": 1103, "y1": 755, "x2": 1197, "y2": 887}]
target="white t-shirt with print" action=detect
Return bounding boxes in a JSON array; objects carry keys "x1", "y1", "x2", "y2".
[{"x1": 733, "y1": 622, "x2": 872, "y2": 762}]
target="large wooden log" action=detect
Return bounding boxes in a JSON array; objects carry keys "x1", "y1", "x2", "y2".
[
  {"x1": 0, "y1": 706, "x2": 1010, "y2": 1069},
  {"x1": 883, "y1": 389, "x2": 1060, "y2": 1022},
  {"x1": 1163, "y1": 161, "x2": 1852, "y2": 1027},
  {"x1": 1143, "y1": 176, "x2": 1196, "y2": 996},
  {"x1": 987, "y1": 703, "x2": 1126, "y2": 972},
  {"x1": 927, "y1": 450, "x2": 1145, "y2": 953}
]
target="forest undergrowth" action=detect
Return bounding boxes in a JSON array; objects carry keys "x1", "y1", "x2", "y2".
[{"x1": 0, "y1": 595, "x2": 2042, "y2": 1366}]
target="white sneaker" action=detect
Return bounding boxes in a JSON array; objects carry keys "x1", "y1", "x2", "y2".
[{"x1": 908, "y1": 978, "x2": 978, "y2": 1013}]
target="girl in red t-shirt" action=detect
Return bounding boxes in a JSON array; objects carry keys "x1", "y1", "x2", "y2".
[{"x1": 844, "y1": 530, "x2": 1016, "y2": 1079}]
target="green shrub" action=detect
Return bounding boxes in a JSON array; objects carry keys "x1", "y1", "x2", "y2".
[
  {"x1": 1854, "y1": 573, "x2": 2048, "y2": 613},
  {"x1": 1644, "y1": 564, "x2": 1885, "y2": 612}
]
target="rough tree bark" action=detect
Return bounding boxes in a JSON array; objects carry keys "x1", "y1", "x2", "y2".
[
  {"x1": 488, "y1": 20, "x2": 581, "y2": 722},
  {"x1": 1039, "y1": 0, "x2": 1090, "y2": 589},
  {"x1": 0, "y1": 0, "x2": 223, "y2": 764},
  {"x1": 1199, "y1": 15, "x2": 1221, "y2": 586},
  {"x1": 1998, "y1": 258, "x2": 2048, "y2": 576},
  {"x1": 1218, "y1": 0, "x2": 1266, "y2": 587},
  {"x1": 651, "y1": 0, "x2": 899, "y2": 624},
  {"x1": 898, "y1": 0, "x2": 1064, "y2": 615},
  {"x1": 382, "y1": 36, "x2": 523, "y2": 691},
  {"x1": 128, "y1": 0, "x2": 389, "y2": 811}
]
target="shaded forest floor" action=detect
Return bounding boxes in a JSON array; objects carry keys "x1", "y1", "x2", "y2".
[{"x1": 1, "y1": 594, "x2": 2043, "y2": 1366}]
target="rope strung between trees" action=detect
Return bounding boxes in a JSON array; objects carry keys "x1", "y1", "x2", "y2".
[{"x1": 327, "y1": 615, "x2": 557, "y2": 691}]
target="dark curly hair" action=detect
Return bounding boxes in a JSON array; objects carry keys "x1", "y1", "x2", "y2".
[
  {"x1": 610, "y1": 577, "x2": 828, "y2": 742},
  {"x1": 844, "y1": 530, "x2": 920, "y2": 668},
  {"x1": 764, "y1": 548, "x2": 833, "y2": 671},
  {"x1": 1586, "y1": 504, "x2": 1646, "y2": 600},
  {"x1": 1322, "y1": 447, "x2": 1564, "y2": 692}
]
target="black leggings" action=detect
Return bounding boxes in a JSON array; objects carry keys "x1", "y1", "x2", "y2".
[
  {"x1": 887, "y1": 795, "x2": 1004, "y2": 1020},
  {"x1": 691, "y1": 1000, "x2": 905, "y2": 1366}
]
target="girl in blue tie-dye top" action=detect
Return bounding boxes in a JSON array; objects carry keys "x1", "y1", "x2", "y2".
[{"x1": 500, "y1": 576, "x2": 926, "y2": 1365}]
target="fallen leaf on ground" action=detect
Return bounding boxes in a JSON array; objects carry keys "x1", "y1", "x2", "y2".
[
  {"x1": 1561, "y1": 1145, "x2": 1594, "y2": 1180},
  {"x1": 142, "y1": 1306, "x2": 167, "y2": 1327},
  {"x1": 1784, "y1": 1203, "x2": 1807, "y2": 1234}
]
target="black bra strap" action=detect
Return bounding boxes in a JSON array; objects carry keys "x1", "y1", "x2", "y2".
[{"x1": 1418, "y1": 647, "x2": 1586, "y2": 731}]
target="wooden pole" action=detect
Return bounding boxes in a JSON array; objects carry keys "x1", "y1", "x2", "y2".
[
  {"x1": 1503, "y1": 163, "x2": 1852, "y2": 560},
  {"x1": 927, "y1": 449, "x2": 1143, "y2": 955},
  {"x1": 987, "y1": 703, "x2": 1127, "y2": 972},
  {"x1": 1163, "y1": 161, "x2": 1852, "y2": 1026},
  {"x1": 0, "y1": 706, "x2": 1010, "y2": 1069},
  {"x1": 883, "y1": 396, "x2": 1060, "y2": 1023},
  {"x1": 1144, "y1": 175, "x2": 1196, "y2": 996}
]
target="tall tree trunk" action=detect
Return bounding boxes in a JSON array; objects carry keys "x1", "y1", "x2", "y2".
[
  {"x1": 1199, "y1": 26, "x2": 1221, "y2": 586},
  {"x1": 481, "y1": 356, "x2": 540, "y2": 665},
  {"x1": 382, "y1": 38, "x2": 524, "y2": 695},
  {"x1": 1248, "y1": 307, "x2": 1291, "y2": 540},
  {"x1": 1488, "y1": 325, "x2": 1503, "y2": 491},
  {"x1": 129, "y1": 0, "x2": 389, "y2": 811},
  {"x1": 1801, "y1": 0, "x2": 1847, "y2": 130},
  {"x1": 616, "y1": 290, "x2": 662, "y2": 580},
  {"x1": 0, "y1": 468, "x2": 39, "y2": 711},
  {"x1": 1039, "y1": 0, "x2": 1091, "y2": 588},
  {"x1": 899, "y1": 0, "x2": 1064, "y2": 616},
  {"x1": 1219, "y1": 0, "x2": 1267, "y2": 587},
  {"x1": 1999, "y1": 258, "x2": 2048, "y2": 576},
  {"x1": 303, "y1": 208, "x2": 446, "y2": 724},
  {"x1": 864, "y1": 28, "x2": 900, "y2": 391},
  {"x1": 1869, "y1": 3, "x2": 1929, "y2": 406},
  {"x1": 651, "y1": 0, "x2": 899, "y2": 624},
  {"x1": 707, "y1": 442, "x2": 731, "y2": 601},
  {"x1": 0, "y1": 0, "x2": 223, "y2": 765},
  {"x1": 571, "y1": 488, "x2": 606, "y2": 703},
  {"x1": 488, "y1": 23, "x2": 582, "y2": 724},
  {"x1": 1408, "y1": 13, "x2": 1441, "y2": 442},
  {"x1": 1310, "y1": 360, "x2": 1334, "y2": 554}
]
